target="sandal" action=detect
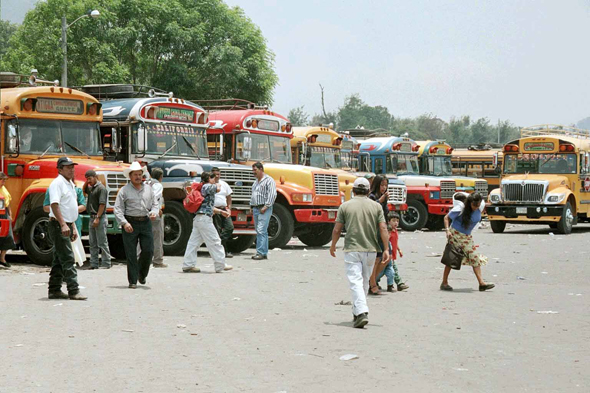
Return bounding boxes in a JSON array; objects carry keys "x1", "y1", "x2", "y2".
[{"x1": 368, "y1": 285, "x2": 381, "y2": 296}]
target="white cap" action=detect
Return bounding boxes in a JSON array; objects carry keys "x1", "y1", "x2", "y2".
[{"x1": 353, "y1": 177, "x2": 370, "y2": 190}]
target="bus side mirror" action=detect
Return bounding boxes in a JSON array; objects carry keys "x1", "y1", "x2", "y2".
[
  {"x1": 300, "y1": 142, "x2": 307, "y2": 164},
  {"x1": 492, "y1": 152, "x2": 499, "y2": 168},
  {"x1": 7, "y1": 123, "x2": 19, "y2": 155},
  {"x1": 243, "y1": 136, "x2": 252, "y2": 160},
  {"x1": 494, "y1": 165, "x2": 501, "y2": 175},
  {"x1": 137, "y1": 123, "x2": 147, "y2": 153}
]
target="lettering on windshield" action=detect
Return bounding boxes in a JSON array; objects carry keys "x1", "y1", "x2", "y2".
[
  {"x1": 154, "y1": 107, "x2": 196, "y2": 122},
  {"x1": 524, "y1": 142, "x2": 554, "y2": 151},
  {"x1": 36, "y1": 98, "x2": 84, "y2": 115}
]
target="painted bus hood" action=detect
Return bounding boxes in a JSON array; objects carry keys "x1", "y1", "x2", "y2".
[
  {"x1": 398, "y1": 174, "x2": 455, "y2": 187},
  {"x1": 147, "y1": 159, "x2": 251, "y2": 178}
]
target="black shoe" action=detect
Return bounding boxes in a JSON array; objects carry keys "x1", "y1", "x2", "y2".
[
  {"x1": 0, "y1": 261, "x2": 11, "y2": 268},
  {"x1": 479, "y1": 283, "x2": 495, "y2": 291},
  {"x1": 139, "y1": 277, "x2": 146, "y2": 285},
  {"x1": 225, "y1": 252, "x2": 234, "y2": 259},
  {"x1": 129, "y1": 284, "x2": 137, "y2": 289},
  {"x1": 48, "y1": 291, "x2": 69, "y2": 299},
  {"x1": 89, "y1": 266, "x2": 98, "y2": 270},
  {"x1": 353, "y1": 313, "x2": 369, "y2": 328},
  {"x1": 440, "y1": 283, "x2": 453, "y2": 291},
  {"x1": 251, "y1": 254, "x2": 267, "y2": 260}
]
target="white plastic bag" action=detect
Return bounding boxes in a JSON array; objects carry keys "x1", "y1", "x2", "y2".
[{"x1": 72, "y1": 236, "x2": 86, "y2": 266}]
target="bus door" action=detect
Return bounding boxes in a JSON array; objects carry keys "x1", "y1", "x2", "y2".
[{"x1": 358, "y1": 152, "x2": 371, "y2": 173}]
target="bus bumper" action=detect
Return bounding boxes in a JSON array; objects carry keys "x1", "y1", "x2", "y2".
[
  {"x1": 81, "y1": 214, "x2": 121, "y2": 235},
  {"x1": 427, "y1": 203, "x2": 452, "y2": 216},
  {"x1": 388, "y1": 203, "x2": 408, "y2": 212},
  {"x1": 487, "y1": 205, "x2": 563, "y2": 222},
  {"x1": 231, "y1": 209, "x2": 256, "y2": 235},
  {"x1": 294, "y1": 208, "x2": 338, "y2": 223}
]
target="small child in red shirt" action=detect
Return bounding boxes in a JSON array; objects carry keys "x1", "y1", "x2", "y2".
[{"x1": 376, "y1": 212, "x2": 409, "y2": 292}]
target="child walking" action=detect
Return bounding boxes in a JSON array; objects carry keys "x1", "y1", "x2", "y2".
[{"x1": 376, "y1": 212, "x2": 409, "y2": 292}]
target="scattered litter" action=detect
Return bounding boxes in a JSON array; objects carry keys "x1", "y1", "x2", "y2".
[
  {"x1": 302, "y1": 254, "x2": 318, "y2": 257},
  {"x1": 79, "y1": 286, "x2": 86, "y2": 289},
  {"x1": 68, "y1": 335, "x2": 75, "y2": 338},
  {"x1": 122, "y1": 329, "x2": 134, "y2": 333},
  {"x1": 541, "y1": 272, "x2": 548, "y2": 274},
  {"x1": 517, "y1": 276, "x2": 526, "y2": 280},
  {"x1": 493, "y1": 275, "x2": 497, "y2": 277},
  {"x1": 549, "y1": 232, "x2": 554, "y2": 238},
  {"x1": 190, "y1": 333, "x2": 198, "y2": 336},
  {"x1": 537, "y1": 311, "x2": 559, "y2": 314},
  {"x1": 20, "y1": 315, "x2": 26, "y2": 318},
  {"x1": 14, "y1": 344, "x2": 23, "y2": 347},
  {"x1": 233, "y1": 297, "x2": 241, "y2": 301},
  {"x1": 177, "y1": 324, "x2": 187, "y2": 329},
  {"x1": 32, "y1": 283, "x2": 46, "y2": 287},
  {"x1": 576, "y1": 294, "x2": 583, "y2": 296},
  {"x1": 414, "y1": 230, "x2": 423, "y2": 233},
  {"x1": 427, "y1": 253, "x2": 443, "y2": 257},
  {"x1": 322, "y1": 334, "x2": 331, "y2": 337},
  {"x1": 53, "y1": 303, "x2": 63, "y2": 307},
  {"x1": 334, "y1": 300, "x2": 352, "y2": 306},
  {"x1": 245, "y1": 317, "x2": 254, "y2": 321},
  {"x1": 274, "y1": 248, "x2": 282, "y2": 251},
  {"x1": 339, "y1": 354, "x2": 359, "y2": 361},
  {"x1": 492, "y1": 258, "x2": 500, "y2": 260},
  {"x1": 453, "y1": 368, "x2": 469, "y2": 371},
  {"x1": 303, "y1": 248, "x2": 308, "y2": 252},
  {"x1": 21, "y1": 272, "x2": 35, "y2": 275}
]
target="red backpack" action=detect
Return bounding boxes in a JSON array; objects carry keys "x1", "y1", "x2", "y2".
[{"x1": 183, "y1": 182, "x2": 204, "y2": 213}]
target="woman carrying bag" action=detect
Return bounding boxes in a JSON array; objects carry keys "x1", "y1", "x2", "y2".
[{"x1": 440, "y1": 193, "x2": 495, "y2": 292}]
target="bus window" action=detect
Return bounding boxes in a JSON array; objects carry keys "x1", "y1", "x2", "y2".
[{"x1": 374, "y1": 158, "x2": 384, "y2": 174}]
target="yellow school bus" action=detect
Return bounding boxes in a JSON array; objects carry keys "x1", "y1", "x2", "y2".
[
  {"x1": 488, "y1": 125, "x2": 590, "y2": 234},
  {"x1": 416, "y1": 140, "x2": 488, "y2": 197},
  {"x1": 451, "y1": 147, "x2": 503, "y2": 192}
]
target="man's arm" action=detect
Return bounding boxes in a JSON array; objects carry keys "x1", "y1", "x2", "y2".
[
  {"x1": 50, "y1": 203, "x2": 71, "y2": 237},
  {"x1": 148, "y1": 187, "x2": 159, "y2": 218},
  {"x1": 379, "y1": 222, "x2": 390, "y2": 263},
  {"x1": 330, "y1": 222, "x2": 344, "y2": 257},
  {"x1": 114, "y1": 190, "x2": 128, "y2": 226}
]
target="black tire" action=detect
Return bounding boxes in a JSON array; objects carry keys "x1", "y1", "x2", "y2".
[
  {"x1": 400, "y1": 199, "x2": 428, "y2": 231},
  {"x1": 22, "y1": 206, "x2": 53, "y2": 266},
  {"x1": 226, "y1": 235, "x2": 256, "y2": 254},
  {"x1": 549, "y1": 223, "x2": 558, "y2": 229},
  {"x1": 297, "y1": 223, "x2": 335, "y2": 247},
  {"x1": 557, "y1": 202, "x2": 575, "y2": 235},
  {"x1": 107, "y1": 234, "x2": 126, "y2": 260},
  {"x1": 425, "y1": 215, "x2": 445, "y2": 231},
  {"x1": 490, "y1": 220, "x2": 506, "y2": 233},
  {"x1": 268, "y1": 203, "x2": 294, "y2": 249},
  {"x1": 162, "y1": 200, "x2": 193, "y2": 256}
]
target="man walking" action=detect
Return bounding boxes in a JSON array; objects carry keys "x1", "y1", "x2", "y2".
[
  {"x1": 114, "y1": 162, "x2": 159, "y2": 288},
  {"x1": 149, "y1": 167, "x2": 167, "y2": 268},
  {"x1": 211, "y1": 167, "x2": 234, "y2": 258},
  {"x1": 84, "y1": 170, "x2": 111, "y2": 269},
  {"x1": 329, "y1": 178, "x2": 389, "y2": 328},
  {"x1": 47, "y1": 157, "x2": 87, "y2": 300},
  {"x1": 249, "y1": 162, "x2": 276, "y2": 260}
]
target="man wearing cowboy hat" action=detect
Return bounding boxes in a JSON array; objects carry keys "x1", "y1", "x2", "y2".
[{"x1": 114, "y1": 162, "x2": 159, "y2": 288}]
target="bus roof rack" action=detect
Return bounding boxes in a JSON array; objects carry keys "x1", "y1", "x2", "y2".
[
  {"x1": 77, "y1": 84, "x2": 172, "y2": 100},
  {"x1": 0, "y1": 71, "x2": 59, "y2": 88},
  {"x1": 189, "y1": 98, "x2": 264, "y2": 111},
  {"x1": 340, "y1": 128, "x2": 396, "y2": 139},
  {"x1": 521, "y1": 124, "x2": 590, "y2": 139}
]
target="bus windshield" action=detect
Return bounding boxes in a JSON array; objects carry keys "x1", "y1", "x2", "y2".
[
  {"x1": 504, "y1": 153, "x2": 577, "y2": 174},
  {"x1": 13, "y1": 118, "x2": 101, "y2": 156},
  {"x1": 133, "y1": 123, "x2": 208, "y2": 158},
  {"x1": 309, "y1": 146, "x2": 341, "y2": 169},
  {"x1": 394, "y1": 153, "x2": 420, "y2": 175},
  {"x1": 236, "y1": 133, "x2": 292, "y2": 163},
  {"x1": 427, "y1": 156, "x2": 452, "y2": 176}
]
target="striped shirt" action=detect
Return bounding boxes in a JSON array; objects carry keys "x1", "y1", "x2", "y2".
[{"x1": 250, "y1": 174, "x2": 277, "y2": 207}]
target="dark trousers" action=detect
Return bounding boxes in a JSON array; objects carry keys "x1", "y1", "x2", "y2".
[
  {"x1": 48, "y1": 221, "x2": 79, "y2": 294},
  {"x1": 122, "y1": 219, "x2": 153, "y2": 285},
  {"x1": 213, "y1": 213, "x2": 234, "y2": 252}
]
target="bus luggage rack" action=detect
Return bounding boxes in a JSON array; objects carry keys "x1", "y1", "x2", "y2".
[
  {"x1": 78, "y1": 84, "x2": 173, "y2": 100},
  {"x1": 189, "y1": 98, "x2": 267, "y2": 112},
  {"x1": 521, "y1": 124, "x2": 590, "y2": 139}
]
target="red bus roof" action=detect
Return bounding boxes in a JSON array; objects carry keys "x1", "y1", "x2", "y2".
[{"x1": 208, "y1": 109, "x2": 292, "y2": 138}]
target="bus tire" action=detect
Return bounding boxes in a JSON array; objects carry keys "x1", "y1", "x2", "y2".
[
  {"x1": 226, "y1": 235, "x2": 256, "y2": 254},
  {"x1": 400, "y1": 200, "x2": 428, "y2": 231},
  {"x1": 162, "y1": 201, "x2": 193, "y2": 256},
  {"x1": 557, "y1": 202, "x2": 574, "y2": 235},
  {"x1": 107, "y1": 234, "x2": 126, "y2": 260},
  {"x1": 268, "y1": 204, "x2": 294, "y2": 249},
  {"x1": 22, "y1": 206, "x2": 53, "y2": 266},
  {"x1": 297, "y1": 223, "x2": 334, "y2": 247},
  {"x1": 490, "y1": 220, "x2": 506, "y2": 233}
]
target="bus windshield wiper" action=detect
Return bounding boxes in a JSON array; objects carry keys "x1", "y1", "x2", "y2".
[
  {"x1": 38, "y1": 144, "x2": 53, "y2": 159},
  {"x1": 158, "y1": 141, "x2": 177, "y2": 159},
  {"x1": 182, "y1": 136, "x2": 200, "y2": 159},
  {"x1": 64, "y1": 142, "x2": 90, "y2": 159}
]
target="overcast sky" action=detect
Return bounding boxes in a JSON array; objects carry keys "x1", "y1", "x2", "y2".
[{"x1": 5, "y1": 0, "x2": 590, "y2": 126}]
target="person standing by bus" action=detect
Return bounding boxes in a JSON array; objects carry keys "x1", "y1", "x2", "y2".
[
  {"x1": 84, "y1": 170, "x2": 112, "y2": 269},
  {"x1": 47, "y1": 157, "x2": 87, "y2": 300},
  {"x1": 0, "y1": 173, "x2": 15, "y2": 268},
  {"x1": 211, "y1": 167, "x2": 235, "y2": 258},
  {"x1": 149, "y1": 167, "x2": 167, "y2": 268},
  {"x1": 250, "y1": 162, "x2": 277, "y2": 260}
]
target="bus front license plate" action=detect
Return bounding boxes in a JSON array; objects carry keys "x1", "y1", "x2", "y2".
[
  {"x1": 328, "y1": 211, "x2": 336, "y2": 219},
  {"x1": 237, "y1": 212, "x2": 247, "y2": 222},
  {"x1": 516, "y1": 207, "x2": 527, "y2": 214}
]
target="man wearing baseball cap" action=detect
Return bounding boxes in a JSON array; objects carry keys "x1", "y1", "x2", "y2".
[
  {"x1": 330, "y1": 177, "x2": 389, "y2": 328},
  {"x1": 84, "y1": 169, "x2": 111, "y2": 269},
  {"x1": 47, "y1": 157, "x2": 87, "y2": 300}
]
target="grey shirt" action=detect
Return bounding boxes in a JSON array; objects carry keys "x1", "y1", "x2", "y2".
[{"x1": 114, "y1": 183, "x2": 159, "y2": 226}]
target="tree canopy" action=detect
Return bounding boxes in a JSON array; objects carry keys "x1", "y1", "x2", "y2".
[{"x1": 1, "y1": 0, "x2": 278, "y2": 104}]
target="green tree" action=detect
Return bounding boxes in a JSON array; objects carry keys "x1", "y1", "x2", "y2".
[
  {"x1": 288, "y1": 106, "x2": 310, "y2": 126},
  {"x1": 470, "y1": 118, "x2": 493, "y2": 143},
  {"x1": 447, "y1": 116, "x2": 471, "y2": 144},
  {"x1": 0, "y1": 20, "x2": 18, "y2": 61},
  {"x1": 336, "y1": 94, "x2": 394, "y2": 131},
  {"x1": 3, "y1": 0, "x2": 278, "y2": 104}
]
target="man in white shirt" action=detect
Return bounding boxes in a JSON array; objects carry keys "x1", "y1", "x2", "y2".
[
  {"x1": 47, "y1": 157, "x2": 87, "y2": 300},
  {"x1": 149, "y1": 167, "x2": 167, "y2": 267},
  {"x1": 211, "y1": 167, "x2": 234, "y2": 258}
]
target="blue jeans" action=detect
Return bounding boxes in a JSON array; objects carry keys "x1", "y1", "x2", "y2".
[{"x1": 253, "y1": 206, "x2": 273, "y2": 256}]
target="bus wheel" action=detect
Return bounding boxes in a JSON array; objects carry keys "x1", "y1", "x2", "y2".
[
  {"x1": 557, "y1": 202, "x2": 574, "y2": 235},
  {"x1": 107, "y1": 234, "x2": 126, "y2": 260},
  {"x1": 268, "y1": 204, "x2": 294, "y2": 249},
  {"x1": 490, "y1": 220, "x2": 506, "y2": 233},
  {"x1": 400, "y1": 200, "x2": 428, "y2": 231},
  {"x1": 425, "y1": 215, "x2": 445, "y2": 231},
  {"x1": 226, "y1": 235, "x2": 256, "y2": 254},
  {"x1": 548, "y1": 223, "x2": 557, "y2": 229},
  {"x1": 22, "y1": 206, "x2": 53, "y2": 266},
  {"x1": 297, "y1": 223, "x2": 334, "y2": 247},
  {"x1": 162, "y1": 201, "x2": 192, "y2": 256}
]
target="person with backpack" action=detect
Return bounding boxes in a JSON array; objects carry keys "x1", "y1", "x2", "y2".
[{"x1": 182, "y1": 172, "x2": 233, "y2": 273}]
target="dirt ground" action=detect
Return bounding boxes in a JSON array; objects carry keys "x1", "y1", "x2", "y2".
[{"x1": 1, "y1": 224, "x2": 589, "y2": 392}]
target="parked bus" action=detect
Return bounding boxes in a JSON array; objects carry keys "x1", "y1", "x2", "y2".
[
  {"x1": 0, "y1": 72, "x2": 128, "y2": 264},
  {"x1": 359, "y1": 136, "x2": 456, "y2": 231},
  {"x1": 339, "y1": 133, "x2": 372, "y2": 175},
  {"x1": 81, "y1": 85, "x2": 257, "y2": 255},
  {"x1": 416, "y1": 140, "x2": 488, "y2": 197},
  {"x1": 201, "y1": 99, "x2": 343, "y2": 249},
  {"x1": 488, "y1": 125, "x2": 590, "y2": 234},
  {"x1": 451, "y1": 147, "x2": 502, "y2": 192}
]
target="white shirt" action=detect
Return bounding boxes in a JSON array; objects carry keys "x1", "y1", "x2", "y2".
[
  {"x1": 48, "y1": 175, "x2": 79, "y2": 223},
  {"x1": 214, "y1": 180, "x2": 232, "y2": 208},
  {"x1": 151, "y1": 179, "x2": 164, "y2": 210}
]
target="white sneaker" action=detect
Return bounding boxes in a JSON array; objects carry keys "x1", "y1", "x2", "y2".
[{"x1": 216, "y1": 264, "x2": 233, "y2": 273}]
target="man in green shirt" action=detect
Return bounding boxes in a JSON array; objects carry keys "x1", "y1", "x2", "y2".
[{"x1": 330, "y1": 177, "x2": 389, "y2": 328}]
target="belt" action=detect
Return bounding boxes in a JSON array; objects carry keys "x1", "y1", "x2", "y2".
[
  {"x1": 252, "y1": 205, "x2": 265, "y2": 208},
  {"x1": 125, "y1": 215, "x2": 149, "y2": 221},
  {"x1": 49, "y1": 217, "x2": 73, "y2": 225}
]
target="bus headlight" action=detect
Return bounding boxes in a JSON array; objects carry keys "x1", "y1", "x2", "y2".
[
  {"x1": 490, "y1": 194, "x2": 501, "y2": 203},
  {"x1": 546, "y1": 193, "x2": 565, "y2": 204},
  {"x1": 341, "y1": 195, "x2": 345, "y2": 204},
  {"x1": 292, "y1": 193, "x2": 313, "y2": 203},
  {"x1": 429, "y1": 191, "x2": 440, "y2": 200},
  {"x1": 0, "y1": 199, "x2": 5, "y2": 210}
]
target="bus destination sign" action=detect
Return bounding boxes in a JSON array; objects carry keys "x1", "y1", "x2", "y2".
[
  {"x1": 258, "y1": 119, "x2": 279, "y2": 132},
  {"x1": 155, "y1": 107, "x2": 196, "y2": 122},
  {"x1": 36, "y1": 98, "x2": 84, "y2": 115},
  {"x1": 524, "y1": 142, "x2": 554, "y2": 152}
]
